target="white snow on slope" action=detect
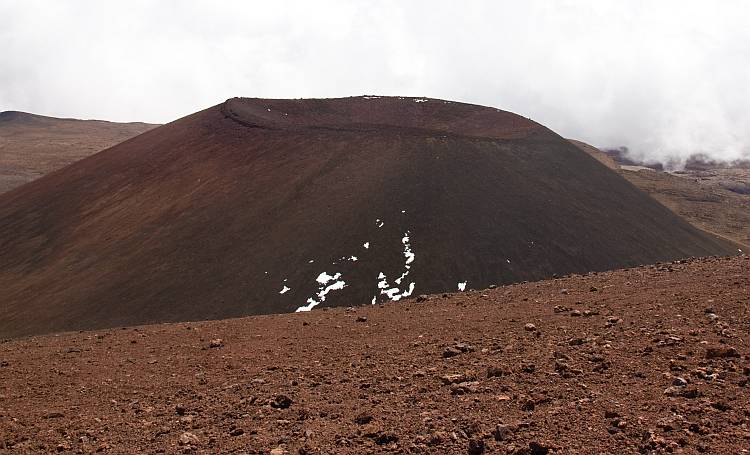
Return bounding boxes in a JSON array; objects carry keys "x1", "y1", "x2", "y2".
[
  {"x1": 376, "y1": 231, "x2": 416, "y2": 302},
  {"x1": 296, "y1": 272, "x2": 346, "y2": 312}
]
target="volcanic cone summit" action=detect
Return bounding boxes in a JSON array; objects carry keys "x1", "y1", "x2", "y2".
[{"x1": 0, "y1": 96, "x2": 737, "y2": 337}]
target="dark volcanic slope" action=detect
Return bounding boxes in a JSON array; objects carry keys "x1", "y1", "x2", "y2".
[
  {"x1": 0, "y1": 96, "x2": 737, "y2": 338},
  {"x1": 0, "y1": 111, "x2": 157, "y2": 194}
]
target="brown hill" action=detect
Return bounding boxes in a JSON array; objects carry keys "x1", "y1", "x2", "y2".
[
  {"x1": 0, "y1": 111, "x2": 157, "y2": 194},
  {"x1": 569, "y1": 140, "x2": 750, "y2": 250},
  {"x1": 1, "y1": 256, "x2": 748, "y2": 453},
  {"x1": 0, "y1": 97, "x2": 738, "y2": 338}
]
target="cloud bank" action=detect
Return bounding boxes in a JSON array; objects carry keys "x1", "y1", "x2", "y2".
[{"x1": 1, "y1": 0, "x2": 748, "y2": 165}]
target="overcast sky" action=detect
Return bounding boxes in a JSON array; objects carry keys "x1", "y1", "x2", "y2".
[{"x1": 1, "y1": 0, "x2": 748, "y2": 165}]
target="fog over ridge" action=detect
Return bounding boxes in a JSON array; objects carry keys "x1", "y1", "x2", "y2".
[{"x1": 1, "y1": 0, "x2": 748, "y2": 166}]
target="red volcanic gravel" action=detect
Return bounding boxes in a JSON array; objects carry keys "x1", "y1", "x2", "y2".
[{"x1": 1, "y1": 256, "x2": 749, "y2": 454}]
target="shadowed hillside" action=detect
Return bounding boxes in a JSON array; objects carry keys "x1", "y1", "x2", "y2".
[{"x1": 0, "y1": 97, "x2": 737, "y2": 338}]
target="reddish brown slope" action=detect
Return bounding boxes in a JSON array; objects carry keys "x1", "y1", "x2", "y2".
[
  {"x1": 0, "y1": 97, "x2": 738, "y2": 338},
  {"x1": 0, "y1": 256, "x2": 748, "y2": 453},
  {"x1": 568, "y1": 140, "x2": 750, "y2": 249},
  {"x1": 0, "y1": 111, "x2": 157, "y2": 194}
]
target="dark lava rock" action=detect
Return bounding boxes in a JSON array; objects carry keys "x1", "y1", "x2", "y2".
[
  {"x1": 487, "y1": 366, "x2": 508, "y2": 378},
  {"x1": 493, "y1": 424, "x2": 514, "y2": 441},
  {"x1": 373, "y1": 432, "x2": 398, "y2": 445},
  {"x1": 271, "y1": 394, "x2": 293, "y2": 409},
  {"x1": 443, "y1": 347, "x2": 462, "y2": 358},
  {"x1": 705, "y1": 345, "x2": 740, "y2": 359},
  {"x1": 529, "y1": 441, "x2": 550, "y2": 455},
  {"x1": 354, "y1": 413, "x2": 373, "y2": 425},
  {"x1": 356, "y1": 316, "x2": 367, "y2": 323},
  {"x1": 468, "y1": 438, "x2": 485, "y2": 454}
]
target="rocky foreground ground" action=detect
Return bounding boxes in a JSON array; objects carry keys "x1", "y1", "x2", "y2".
[{"x1": 1, "y1": 256, "x2": 749, "y2": 454}]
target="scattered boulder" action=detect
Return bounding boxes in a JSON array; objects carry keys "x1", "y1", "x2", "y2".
[
  {"x1": 440, "y1": 373, "x2": 472, "y2": 385},
  {"x1": 208, "y1": 338, "x2": 224, "y2": 348},
  {"x1": 271, "y1": 394, "x2": 293, "y2": 409},
  {"x1": 493, "y1": 424, "x2": 514, "y2": 441},
  {"x1": 450, "y1": 381, "x2": 480, "y2": 395},
  {"x1": 356, "y1": 316, "x2": 368, "y2": 323},
  {"x1": 178, "y1": 432, "x2": 199, "y2": 446},
  {"x1": 664, "y1": 386, "x2": 700, "y2": 399},
  {"x1": 443, "y1": 342, "x2": 474, "y2": 358},
  {"x1": 416, "y1": 295, "x2": 429, "y2": 302},
  {"x1": 524, "y1": 323, "x2": 537, "y2": 332},
  {"x1": 706, "y1": 345, "x2": 740, "y2": 359},
  {"x1": 672, "y1": 377, "x2": 688, "y2": 387},
  {"x1": 372, "y1": 432, "x2": 398, "y2": 445},
  {"x1": 529, "y1": 441, "x2": 550, "y2": 455},
  {"x1": 354, "y1": 413, "x2": 373, "y2": 425},
  {"x1": 487, "y1": 366, "x2": 509, "y2": 378},
  {"x1": 468, "y1": 438, "x2": 485, "y2": 454},
  {"x1": 443, "y1": 347, "x2": 462, "y2": 358}
]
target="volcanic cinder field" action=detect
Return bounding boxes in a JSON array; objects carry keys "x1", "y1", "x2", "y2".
[
  {"x1": 1, "y1": 256, "x2": 748, "y2": 454},
  {"x1": 0, "y1": 97, "x2": 738, "y2": 339}
]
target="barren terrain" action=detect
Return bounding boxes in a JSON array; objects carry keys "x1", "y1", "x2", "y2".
[
  {"x1": 0, "y1": 111, "x2": 156, "y2": 194},
  {"x1": 1, "y1": 256, "x2": 748, "y2": 454}
]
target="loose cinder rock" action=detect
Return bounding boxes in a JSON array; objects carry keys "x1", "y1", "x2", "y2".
[
  {"x1": 178, "y1": 432, "x2": 199, "y2": 446},
  {"x1": 271, "y1": 394, "x2": 293, "y2": 409},
  {"x1": 354, "y1": 413, "x2": 373, "y2": 425},
  {"x1": 468, "y1": 438, "x2": 485, "y2": 454},
  {"x1": 706, "y1": 345, "x2": 739, "y2": 359}
]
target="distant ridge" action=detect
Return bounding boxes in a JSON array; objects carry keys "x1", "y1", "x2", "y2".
[{"x1": 0, "y1": 110, "x2": 157, "y2": 194}]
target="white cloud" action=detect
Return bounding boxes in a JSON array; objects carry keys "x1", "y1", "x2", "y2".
[{"x1": 1, "y1": 0, "x2": 748, "y2": 164}]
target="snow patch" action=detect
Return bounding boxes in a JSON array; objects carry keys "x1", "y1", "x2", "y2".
[
  {"x1": 376, "y1": 231, "x2": 417, "y2": 301},
  {"x1": 363, "y1": 242, "x2": 370, "y2": 249},
  {"x1": 376, "y1": 219, "x2": 384, "y2": 228},
  {"x1": 414, "y1": 98, "x2": 428, "y2": 103},
  {"x1": 296, "y1": 272, "x2": 347, "y2": 312},
  {"x1": 279, "y1": 285, "x2": 290, "y2": 294},
  {"x1": 458, "y1": 281, "x2": 467, "y2": 291}
]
